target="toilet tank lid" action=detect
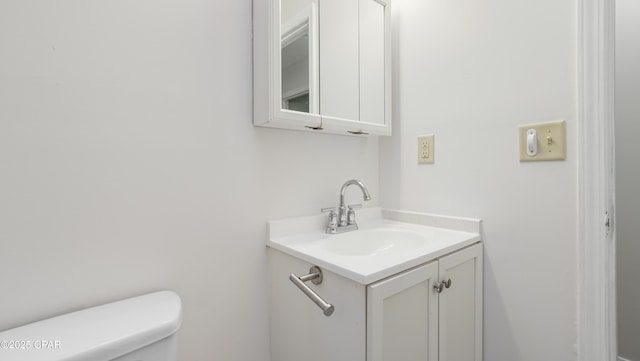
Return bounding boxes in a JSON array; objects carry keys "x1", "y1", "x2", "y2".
[{"x1": 0, "y1": 290, "x2": 182, "y2": 361}]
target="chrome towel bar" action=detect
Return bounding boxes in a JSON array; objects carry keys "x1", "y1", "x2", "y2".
[{"x1": 289, "y1": 266, "x2": 335, "y2": 317}]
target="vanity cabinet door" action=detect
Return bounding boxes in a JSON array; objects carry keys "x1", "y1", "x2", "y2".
[
  {"x1": 366, "y1": 243, "x2": 483, "y2": 361},
  {"x1": 367, "y1": 261, "x2": 440, "y2": 361},
  {"x1": 438, "y1": 243, "x2": 483, "y2": 361}
]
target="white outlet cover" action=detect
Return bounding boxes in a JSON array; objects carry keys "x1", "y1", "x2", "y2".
[{"x1": 418, "y1": 135, "x2": 435, "y2": 164}]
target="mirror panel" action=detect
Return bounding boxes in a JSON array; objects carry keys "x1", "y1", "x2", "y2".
[{"x1": 281, "y1": 0, "x2": 318, "y2": 114}]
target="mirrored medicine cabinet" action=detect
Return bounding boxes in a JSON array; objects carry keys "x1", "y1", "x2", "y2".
[{"x1": 253, "y1": 0, "x2": 391, "y2": 136}]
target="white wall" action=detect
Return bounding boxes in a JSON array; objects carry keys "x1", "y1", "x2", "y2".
[
  {"x1": 0, "y1": 1, "x2": 379, "y2": 360},
  {"x1": 0, "y1": 0, "x2": 585, "y2": 360},
  {"x1": 381, "y1": 0, "x2": 577, "y2": 360},
  {"x1": 616, "y1": 0, "x2": 640, "y2": 360}
]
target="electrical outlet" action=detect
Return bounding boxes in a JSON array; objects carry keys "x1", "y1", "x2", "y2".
[
  {"x1": 518, "y1": 120, "x2": 566, "y2": 161},
  {"x1": 418, "y1": 135, "x2": 435, "y2": 164}
]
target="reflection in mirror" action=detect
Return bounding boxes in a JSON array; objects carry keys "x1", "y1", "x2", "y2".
[
  {"x1": 282, "y1": 32, "x2": 310, "y2": 112},
  {"x1": 281, "y1": 0, "x2": 318, "y2": 114}
]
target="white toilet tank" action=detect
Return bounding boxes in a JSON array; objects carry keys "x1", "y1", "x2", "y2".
[{"x1": 0, "y1": 290, "x2": 182, "y2": 361}]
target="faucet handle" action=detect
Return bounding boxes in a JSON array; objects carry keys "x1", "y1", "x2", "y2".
[
  {"x1": 321, "y1": 207, "x2": 338, "y2": 233},
  {"x1": 346, "y1": 204, "x2": 362, "y2": 225}
]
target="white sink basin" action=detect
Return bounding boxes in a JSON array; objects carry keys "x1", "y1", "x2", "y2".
[
  {"x1": 267, "y1": 207, "x2": 481, "y2": 284},
  {"x1": 323, "y1": 227, "x2": 437, "y2": 256}
]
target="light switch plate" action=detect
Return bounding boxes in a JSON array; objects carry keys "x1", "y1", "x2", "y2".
[
  {"x1": 519, "y1": 120, "x2": 566, "y2": 161},
  {"x1": 418, "y1": 134, "x2": 435, "y2": 164}
]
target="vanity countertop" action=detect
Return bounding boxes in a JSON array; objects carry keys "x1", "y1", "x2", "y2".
[{"x1": 267, "y1": 207, "x2": 481, "y2": 284}]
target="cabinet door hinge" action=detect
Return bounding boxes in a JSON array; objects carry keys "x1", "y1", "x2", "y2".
[{"x1": 604, "y1": 211, "x2": 613, "y2": 237}]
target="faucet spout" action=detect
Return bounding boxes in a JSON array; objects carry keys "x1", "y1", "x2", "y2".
[
  {"x1": 339, "y1": 179, "x2": 372, "y2": 207},
  {"x1": 337, "y1": 180, "x2": 371, "y2": 227}
]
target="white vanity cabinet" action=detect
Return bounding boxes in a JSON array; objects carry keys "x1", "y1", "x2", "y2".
[
  {"x1": 367, "y1": 243, "x2": 483, "y2": 361},
  {"x1": 267, "y1": 242, "x2": 483, "y2": 361}
]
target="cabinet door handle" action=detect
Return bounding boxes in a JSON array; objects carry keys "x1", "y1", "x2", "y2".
[{"x1": 434, "y1": 279, "x2": 452, "y2": 294}]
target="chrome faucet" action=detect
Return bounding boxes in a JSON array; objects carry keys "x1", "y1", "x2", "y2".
[{"x1": 322, "y1": 179, "x2": 371, "y2": 234}]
